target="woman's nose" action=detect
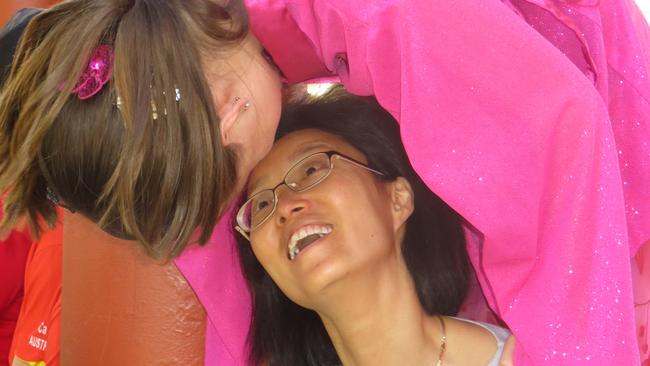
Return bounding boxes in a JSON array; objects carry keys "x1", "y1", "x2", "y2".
[{"x1": 274, "y1": 188, "x2": 307, "y2": 224}]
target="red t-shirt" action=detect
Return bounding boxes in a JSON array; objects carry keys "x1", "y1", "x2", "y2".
[
  {"x1": 8, "y1": 217, "x2": 62, "y2": 366},
  {"x1": 0, "y1": 228, "x2": 31, "y2": 366}
]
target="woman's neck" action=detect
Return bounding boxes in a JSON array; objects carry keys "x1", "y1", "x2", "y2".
[{"x1": 313, "y1": 255, "x2": 444, "y2": 366}]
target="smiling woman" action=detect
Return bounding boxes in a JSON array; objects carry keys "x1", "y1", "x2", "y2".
[{"x1": 235, "y1": 89, "x2": 515, "y2": 366}]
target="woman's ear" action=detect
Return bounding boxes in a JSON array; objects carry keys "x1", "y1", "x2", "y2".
[
  {"x1": 218, "y1": 96, "x2": 249, "y2": 145},
  {"x1": 205, "y1": 60, "x2": 250, "y2": 146},
  {"x1": 389, "y1": 177, "x2": 414, "y2": 232}
]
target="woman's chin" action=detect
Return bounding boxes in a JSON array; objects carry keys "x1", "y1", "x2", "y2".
[{"x1": 291, "y1": 251, "x2": 350, "y2": 303}]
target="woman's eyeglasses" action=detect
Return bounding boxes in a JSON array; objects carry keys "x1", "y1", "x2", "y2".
[{"x1": 235, "y1": 151, "x2": 384, "y2": 240}]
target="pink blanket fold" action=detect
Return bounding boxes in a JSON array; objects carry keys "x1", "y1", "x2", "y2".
[{"x1": 176, "y1": 0, "x2": 650, "y2": 364}]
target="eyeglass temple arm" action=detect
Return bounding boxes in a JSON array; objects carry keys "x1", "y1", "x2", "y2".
[
  {"x1": 234, "y1": 226, "x2": 251, "y2": 241},
  {"x1": 334, "y1": 155, "x2": 385, "y2": 176}
]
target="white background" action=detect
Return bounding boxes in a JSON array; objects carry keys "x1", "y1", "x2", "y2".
[{"x1": 637, "y1": 0, "x2": 650, "y2": 22}]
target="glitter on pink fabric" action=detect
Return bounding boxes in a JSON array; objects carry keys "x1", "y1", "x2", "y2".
[{"x1": 71, "y1": 45, "x2": 113, "y2": 100}]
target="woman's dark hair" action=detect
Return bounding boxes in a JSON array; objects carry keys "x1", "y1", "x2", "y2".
[
  {"x1": 0, "y1": 0, "x2": 248, "y2": 258},
  {"x1": 236, "y1": 87, "x2": 470, "y2": 365}
]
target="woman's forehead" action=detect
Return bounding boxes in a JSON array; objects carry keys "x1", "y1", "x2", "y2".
[{"x1": 247, "y1": 129, "x2": 362, "y2": 191}]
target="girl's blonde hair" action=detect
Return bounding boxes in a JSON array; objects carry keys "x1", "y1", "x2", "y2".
[{"x1": 0, "y1": 0, "x2": 247, "y2": 258}]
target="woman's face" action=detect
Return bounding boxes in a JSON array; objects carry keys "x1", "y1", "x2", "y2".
[
  {"x1": 246, "y1": 129, "x2": 408, "y2": 309},
  {"x1": 204, "y1": 32, "x2": 284, "y2": 193}
]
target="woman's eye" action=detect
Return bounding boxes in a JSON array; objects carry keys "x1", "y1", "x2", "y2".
[
  {"x1": 261, "y1": 49, "x2": 274, "y2": 64},
  {"x1": 303, "y1": 164, "x2": 325, "y2": 177},
  {"x1": 254, "y1": 199, "x2": 270, "y2": 212},
  {"x1": 261, "y1": 48, "x2": 286, "y2": 78},
  {"x1": 261, "y1": 48, "x2": 280, "y2": 70},
  {"x1": 305, "y1": 166, "x2": 318, "y2": 176}
]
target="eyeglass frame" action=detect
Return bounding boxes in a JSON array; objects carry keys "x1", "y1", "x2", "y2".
[{"x1": 235, "y1": 150, "x2": 385, "y2": 240}]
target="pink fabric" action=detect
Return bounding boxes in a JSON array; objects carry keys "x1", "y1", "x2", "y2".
[
  {"x1": 510, "y1": 0, "x2": 650, "y2": 256},
  {"x1": 175, "y1": 208, "x2": 251, "y2": 365},
  {"x1": 246, "y1": 1, "x2": 330, "y2": 83},
  {"x1": 508, "y1": 2, "x2": 650, "y2": 362},
  {"x1": 176, "y1": 0, "x2": 649, "y2": 364}
]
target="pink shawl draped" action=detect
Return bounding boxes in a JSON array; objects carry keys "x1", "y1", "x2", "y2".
[{"x1": 176, "y1": 0, "x2": 650, "y2": 364}]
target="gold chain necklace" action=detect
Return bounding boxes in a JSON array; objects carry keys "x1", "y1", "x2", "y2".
[{"x1": 435, "y1": 315, "x2": 447, "y2": 366}]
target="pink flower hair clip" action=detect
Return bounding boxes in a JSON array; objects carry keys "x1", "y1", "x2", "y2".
[{"x1": 71, "y1": 44, "x2": 114, "y2": 100}]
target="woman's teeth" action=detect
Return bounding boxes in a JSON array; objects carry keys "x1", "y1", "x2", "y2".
[{"x1": 288, "y1": 225, "x2": 332, "y2": 260}]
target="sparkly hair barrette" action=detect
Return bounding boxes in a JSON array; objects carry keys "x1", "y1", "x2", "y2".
[
  {"x1": 67, "y1": 44, "x2": 183, "y2": 119},
  {"x1": 71, "y1": 44, "x2": 114, "y2": 100}
]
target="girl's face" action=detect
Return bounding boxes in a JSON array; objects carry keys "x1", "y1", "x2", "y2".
[
  {"x1": 245, "y1": 129, "x2": 409, "y2": 309},
  {"x1": 205, "y1": 32, "x2": 284, "y2": 193}
]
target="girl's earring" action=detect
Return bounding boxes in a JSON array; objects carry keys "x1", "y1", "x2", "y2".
[{"x1": 234, "y1": 97, "x2": 251, "y2": 111}]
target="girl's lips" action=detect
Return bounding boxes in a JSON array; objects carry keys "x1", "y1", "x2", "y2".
[{"x1": 287, "y1": 224, "x2": 333, "y2": 260}]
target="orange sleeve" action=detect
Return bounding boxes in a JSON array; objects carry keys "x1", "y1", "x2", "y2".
[{"x1": 9, "y1": 219, "x2": 61, "y2": 366}]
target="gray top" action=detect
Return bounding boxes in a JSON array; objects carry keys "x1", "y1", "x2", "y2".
[
  {"x1": 453, "y1": 317, "x2": 511, "y2": 366},
  {"x1": 332, "y1": 316, "x2": 511, "y2": 366}
]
